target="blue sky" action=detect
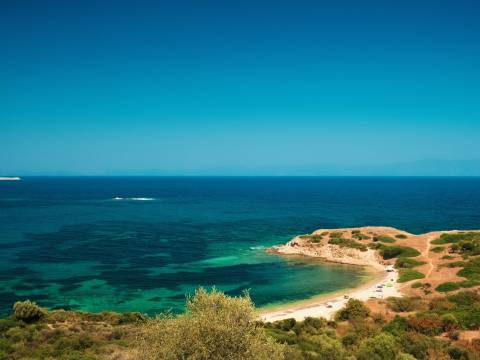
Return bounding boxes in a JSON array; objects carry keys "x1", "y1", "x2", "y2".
[{"x1": 1, "y1": 0, "x2": 479, "y2": 175}]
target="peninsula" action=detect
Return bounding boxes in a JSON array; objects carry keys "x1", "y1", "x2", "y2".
[{"x1": 261, "y1": 226, "x2": 480, "y2": 322}]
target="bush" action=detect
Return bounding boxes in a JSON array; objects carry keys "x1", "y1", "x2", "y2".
[
  {"x1": 329, "y1": 231, "x2": 343, "y2": 239},
  {"x1": 382, "y1": 316, "x2": 408, "y2": 336},
  {"x1": 395, "y1": 234, "x2": 408, "y2": 239},
  {"x1": 447, "y1": 291, "x2": 480, "y2": 307},
  {"x1": 398, "y1": 331, "x2": 447, "y2": 360},
  {"x1": 436, "y1": 282, "x2": 461, "y2": 292},
  {"x1": 395, "y1": 258, "x2": 426, "y2": 269},
  {"x1": 335, "y1": 299, "x2": 370, "y2": 321},
  {"x1": 357, "y1": 333, "x2": 399, "y2": 360},
  {"x1": 431, "y1": 246, "x2": 444, "y2": 253},
  {"x1": 398, "y1": 270, "x2": 425, "y2": 283},
  {"x1": 13, "y1": 301, "x2": 46, "y2": 322},
  {"x1": 299, "y1": 334, "x2": 349, "y2": 360},
  {"x1": 299, "y1": 234, "x2": 323, "y2": 243},
  {"x1": 352, "y1": 232, "x2": 371, "y2": 240},
  {"x1": 373, "y1": 235, "x2": 396, "y2": 243},
  {"x1": 411, "y1": 282, "x2": 423, "y2": 289},
  {"x1": 380, "y1": 246, "x2": 420, "y2": 260},
  {"x1": 137, "y1": 288, "x2": 286, "y2": 360},
  {"x1": 407, "y1": 315, "x2": 444, "y2": 336},
  {"x1": 273, "y1": 318, "x2": 296, "y2": 331},
  {"x1": 328, "y1": 237, "x2": 367, "y2": 251},
  {"x1": 431, "y1": 232, "x2": 480, "y2": 245},
  {"x1": 428, "y1": 297, "x2": 455, "y2": 311},
  {"x1": 441, "y1": 314, "x2": 459, "y2": 332},
  {"x1": 386, "y1": 297, "x2": 421, "y2": 312}
]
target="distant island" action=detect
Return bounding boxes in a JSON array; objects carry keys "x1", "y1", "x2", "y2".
[{"x1": 0, "y1": 177, "x2": 21, "y2": 181}]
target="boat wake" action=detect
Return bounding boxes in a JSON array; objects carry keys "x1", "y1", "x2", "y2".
[{"x1": 112, "y1": 197, "x2": 155, "y2": 201}]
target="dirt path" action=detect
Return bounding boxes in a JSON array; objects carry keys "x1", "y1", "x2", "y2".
[{"x1": 423, "y1": 234, "x2": 435, "y2": 279}]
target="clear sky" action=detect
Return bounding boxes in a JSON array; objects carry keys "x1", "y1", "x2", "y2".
[{"x1": 1, "y1": 0, "x2": 479, "y2": 175}]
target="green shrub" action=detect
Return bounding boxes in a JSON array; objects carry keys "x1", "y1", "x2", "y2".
[
  {"x1": 436, "y1": 282, "x2": 461, "y2": 292},
  {"x1": 411, "y1": 282, "x2": 423, "y2": 289},
  {"x1": 380, "y1": 246, "x2": 420, "y2": 259},
  {"x1": 300, "y1": 234, "x2": 323, "y2": 243},
  {"x1": 357, "y1": 333, "x2": 399, "y2": 360},
  {"x1": 398, "y1": 270, "x2": 425, "y2": 283},
  {"x1": 329, "y1": 231, "x2": 344, "y2": 239},
  {"x1": 13, "y1": 301, "x2": 46, "y2": 322},
  {"x1": 335, "y1": 299, "x2": 370, "y2": 321},
  {"x1": 395, "y1": 258, "x2": 426, "y2": 269},
  {"x1": 457, "y1": 257, "x2": 480, "y2": 281},
  {"x1": 382, "y1": 315, "x2": 408, "y2": 336},
  {"x1": 265, "y1": 328, "x2": 298, "y2": 345},
  {"x1": 431, "y1": 232, "x2": 480, "y2": 245},
  {"x1": 431, "y1": 246, "x2": 444, "y2": 253},
  {"x1": 328, "y1": 237, "x2": 367, "y2": 251},
  {"x1": 352, "y1": 232, "x2": 370, "y2": 240},
  {"x1": 299, "y1": 334, "x2": 348, "y2": 360},
  {"x1": 395, "y1": 234, "x2": 408, "y2": 239},
  {"x1": 441, "y1": 255, "x2": 455, "y2": 260},
  {"x1": 447, "y1": 291, "x2": 480, "y2": 307},
  {"x1": 398, "y1": 331, "x2": 447, "y2": 360},
  {"x1": 273, "y1": 318, "x2": 296, "y2": 331},
  {"x1": 373, "y1": 235, "x2": 396, "y2": 243}
]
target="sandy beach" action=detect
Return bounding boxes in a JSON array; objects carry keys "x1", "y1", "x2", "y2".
[
  {"x1": 259, "y1": 227, "x2": 412, "y2": 321},
  {"x1": 260, "y1": 264, "x2": 400, "y2": 322}
]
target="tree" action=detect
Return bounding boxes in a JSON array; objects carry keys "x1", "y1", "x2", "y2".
[
  {"x1": 138, "y1": 288, "x2": 286, "y2": 360},
  {"x1": 335, "y1": 299, "x2": 370, "y2": 321},
  {"x1": 356, "y1": 333, "x2": 399, "y2": 360}
]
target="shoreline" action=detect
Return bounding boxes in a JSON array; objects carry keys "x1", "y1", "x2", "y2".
[
  {"x1": 259, "y1": 228, "x2": 405, "y2": 321},
  {"x1": 259, "y1": 262, "x2": 399, "y2": 322}
]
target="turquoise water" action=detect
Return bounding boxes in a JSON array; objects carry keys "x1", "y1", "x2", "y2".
[{"x1": 1, "y1": 177, "x2": 480, "y2": 316}]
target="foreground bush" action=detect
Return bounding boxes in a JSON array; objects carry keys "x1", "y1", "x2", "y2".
[
  {"x1": 137, "y1": 288, "x2": 285, "y2": 360},
  {"x1": 13, "y1": 300, "x2": 46, "y2": 322}
]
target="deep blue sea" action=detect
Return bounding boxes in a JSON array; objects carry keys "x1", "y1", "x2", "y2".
[{"x1": 1, "y1": 177, "x2": 479, "y2": 317}]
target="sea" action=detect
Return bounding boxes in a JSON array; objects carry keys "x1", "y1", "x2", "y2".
[{"x1": 1, "y1": 176, "x2": 479, "y2": 317}]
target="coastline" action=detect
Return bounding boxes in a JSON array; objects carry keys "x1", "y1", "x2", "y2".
[
  {"x1": 259, "y1": 262, "x2": 399, "y2": 321},
  {"x1": 259, "y1": 227, "x2": 404, "y2": 321}
]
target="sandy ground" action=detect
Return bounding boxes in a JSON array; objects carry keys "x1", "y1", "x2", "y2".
[{"x1": 260, "y1": 267, "x2": 400, "y2": 321}]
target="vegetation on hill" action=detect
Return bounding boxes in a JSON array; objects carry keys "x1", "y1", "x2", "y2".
[
  {"x1": 328, "y1": 237, "x2": 368, "y2": 252},
  {"x1": 138, "y1": 288, "x2": 284, "y2": 360},
  {"x1": 373, "y1": 235, "x2": 396, "y2": 243},
  {"x1": 299, "y1": 234, "x2": 324, "y2": 243},
  {"x1": 398, "y1": 269, "x2": 426, "y2": 283},
  {"x1": 395, "y1": 258, "x2": 426, "y2": 269},
  {"x1": 379, "y1": 245, "x2": 421, "y2": 260},
  {"x1": 2, "y1": 288, "x2": 480, "y2": 359},
  {"x1": 433, "y1": 232, "x2": 480, "y2": 293}
]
